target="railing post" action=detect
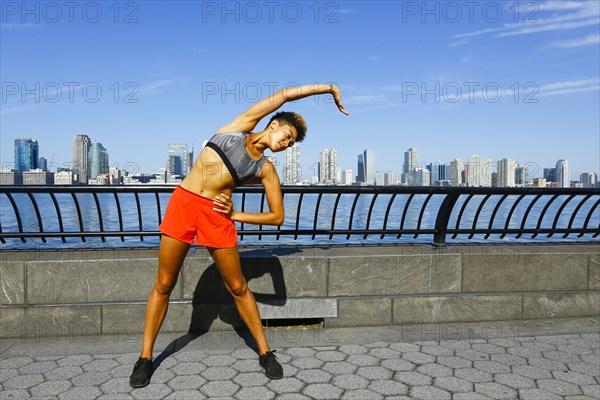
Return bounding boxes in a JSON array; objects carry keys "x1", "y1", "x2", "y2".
[{"x1": 433, "y1": 192, "x2": 460, "y2": 247}]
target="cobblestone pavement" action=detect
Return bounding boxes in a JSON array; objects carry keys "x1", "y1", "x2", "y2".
[{"x1": 1, "y1": 330, "x2": 599, "y2": 400}]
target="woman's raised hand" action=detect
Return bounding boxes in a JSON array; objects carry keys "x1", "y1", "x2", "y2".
[{"x1": 331, "y1": 85, "x2": 349, "y2": 115}]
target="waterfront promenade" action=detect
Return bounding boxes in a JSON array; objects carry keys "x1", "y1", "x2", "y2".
[{"x1": 1, "y1": 317, "x2": 599, "y2": 399}]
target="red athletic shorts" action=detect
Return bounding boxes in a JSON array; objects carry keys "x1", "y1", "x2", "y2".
[{"x1": 159, "y1": 186, "x2": 238, "y2": 248}]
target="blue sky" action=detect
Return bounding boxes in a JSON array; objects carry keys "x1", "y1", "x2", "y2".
[{"x1": 1, "y1": 0, "x2": 599, "y2": 181}]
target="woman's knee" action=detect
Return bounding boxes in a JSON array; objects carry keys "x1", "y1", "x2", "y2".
[
  {"x1": 227, "y1": 279, "x2": 248, "y2": 297},
  {"x1": 154, "y1": 276, "x2": 178, "y2": 296}
]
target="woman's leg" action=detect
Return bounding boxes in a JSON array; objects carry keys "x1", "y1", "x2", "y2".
[
  {"x1": 208, "y1": 245, "x2": 269, "y2": 355},
  {"x1": 140, "y1": 235, "x2": 190, "y2": 359}
]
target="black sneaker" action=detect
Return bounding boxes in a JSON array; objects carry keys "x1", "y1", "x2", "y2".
[
  {"x1": 259, "y1": 350, "x2": 283, "y2": 379},
  {"x1": 129, "y1": 357, "x2": 153, "y2": 388}
]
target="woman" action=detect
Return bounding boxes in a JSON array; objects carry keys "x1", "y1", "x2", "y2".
[{"x1": 130, "y1": 83, "x2": 348, "y2": 387}]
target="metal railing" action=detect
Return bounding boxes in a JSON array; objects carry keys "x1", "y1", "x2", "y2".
[{"x1": 0, "y1": 185, "x2": 599, "y2": 246}]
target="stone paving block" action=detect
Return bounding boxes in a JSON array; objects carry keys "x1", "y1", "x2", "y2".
[
  {"x1": 97, "y1": 394, "x2": 135, "y2": 400},
  {"x1": 331, "y1": 374, "x2": 369, "y2": 390},
  {"x1": 18, "y1": 360, "x2": 57, "y2": 374},
  {"x1": 235, "y1": 386, "x2": 276, "y2": 400},
  {"x1": 341, "y1": 389, "x2": 384, "y2": 399},
  {"x1": 527, "y1": 357, "x2": 567, "y2": 371},
  {"x1": 490, "y1": 353, "x2": 527, "y2": 366},
  {"x1": 200, "y1": 380, "x2": 240, "y2": 397},
  {"x1": 203, "y1": 354, "x2": 236, "y2": 366},
  {"x1": 286, "y1": 348, "x2": 316, "y2": 357},
  {"x1": 346, "y1": 354, "x2": 379, "y2": 366},
  {"x1": 296, "y1": 369, "x2": 332, "y2": 384},
  {"x1": 512, "y1": 365, "x2": 553, "y2": 379},
  {"x1": 145, "y1": 368, "x2": 174, "y2": 384},
  {"x1": 537, "y1": 378, "x2": 584, "y2": 396},
  {"x1": 463, "y1": 253, "x2": 588, "y2": 292},
  {"x1": 171, "y1": 361, "x2": 207, "y2": 375},
  {"x1": 434, "y1": 376, "x2": 473, "y2": 393},
  {"x1": 164, "y1": 390, "x2": 206, "y2": 399},
  {"x1": 553, "y1": 370, "x2": 598, "y2": 385},
  {"x1": 231, "y1": 372, "x2": 268, "y2": 387},
  {"x1": 167, "y1": 375, "x2": 207, "y2": 390},
  {"x1": 275, "y1": 394, "x2": 311, "y2": 400},
  {"x1": 518, "y1": 388, "x2": 564, "y2": 400},
  {"x1": 28, "y1": 379, "x2": 70, "y2": 397},
  {"x1": 416, "y1": 363, "x2": 453, "y2": 377},
  {"x1": 0, "y1": 369, "x2": 18, "y2": 383},
  {"x1": 57, "y1": 355, "x2": 93, "y2": 367},
  {"x1": 567, "y1": 362, "x2": 600, "y2": 376},
  {"x1": 454, "y1": 368, "x2": 493, "y2": 383},
  {"x1": 521, "y1": 339, "x2": 558, "y2": 352},
  {"x1": 389, "y1": 342, "x2": 421, "y2": 352},
  {"x1": 328, "y1": 255, "x2": 399, "y2": 296},
  {"x1": 559, "y1": 344, "x2": 595, "y2": 355},
  {"x1": 201, "y1": 366, "x2": 237, "y2": 381},
  {"x1": 82, "y1": 358, "x2": 119, "y2": 372},
  {"x1": 453, "y1": 393, "x2": 494, "y2": 400},
  {"x1": 44, "y1": 365, "x2": 83, "y2": 380},
  {"x1": 474, "y1": 382, "x2": 518, "y2": 400},
  {"x1": 57, "y1": 386, "x2": 102, "y2": 400},
  {"x1": 582, "y1": 384, "x2": 600, "y2": 399},
  {"x1": 3, "y1": 373, "x2": 44, "y2": 390},
  {"x1": 393, "y1": 295, "x2": 522, "y2": 324},
  {"x1": 315, "y1": 350, "x2": 345, "y2": 362},
  {"x1": 583, "y1": 354, "x2": 600, "y2": 366},
  {"x1": 99, "y1": 377, "x2": 130, "y2": 394},
  {"x1": 494, "y1": 373, "x2": 536, "y2": 389},
  {"x1": 302, "y1": 383, "x2": 343, "y2": 399},
  {"x1": 457, "y1": 349, "x2": 491, "y2": 362},
  {"x1": 400, "y1": 351, "x2": 436, "y2": 364},
  {"x1": 473, "y1": 360, "x2": 511, "y2": 374},
  {"x1": 368, "y1": 347, "x2": 401, "y2": 359},
  {"x1": 544, "y1": 350, "x2": 584, "y2": 363},
  {"x1": 72, "y1": 371, "x2": 112, "y2": 387},
  {"x1": 266, "y1": 377, "x2": 305, "y2": 393},
  {"x1": 569, "y1": 338, "x2": 600, "y2": 349},
  {"x1": 0, "y1": 262, "x2": 25, "y2": 304},
  {"x1": 291, "y1": 357, "x2": 323, "y2": 369},
  {"x1": 437, "y1": 355, "x2": 472, "y2": 369},
  {"x1": 409, "y1": 385, "x2": 451, "y2": 400},
  {"x1": 394, "y1": 371, "x2": 432, "y2": 386},
  {"x1": 322, "y1": 361, "x2": 357, "y2": 375},
  {"x1": 472, "y1": 343, "x2": 506, "y2": 354},
  {"x1": 369, "y1": 379, "x2": 409, "y2": 396},
  {"x1": 507, "y1": 346, "x2": 542, "y2": 359},
  {"x1": 380, "y1": 358, "x2": 416, "y2": 372},
  {"x1": 420, "y1": 344, "x2": 454, "y2": 356},
  {"x1": 338, "y1": 344, "x2": 368, "y2": 355},
  {"x1": 0, "y1": 356, "x2": 33, "y2": 370},
  {"x1": 131, "y1": 383, "x2": 173, "y2": 399},
  {"x1": 357, "y1": 366, "x2": 393, "y2": 380}
]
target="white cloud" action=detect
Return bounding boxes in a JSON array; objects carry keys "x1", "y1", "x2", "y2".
[
  {"x1": 551, "y1": 34, "x2": 600, "y2": 48},
  {"x1": 497, "y1": 18, "x2": 599, "y2": 37},
  {"x1": 448, "y1": 39, "x2": 470, "y2": 47}
]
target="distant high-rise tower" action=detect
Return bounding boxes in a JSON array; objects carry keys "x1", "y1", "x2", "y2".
[
  {"x1": 168, "y1": 144, "x2": 188, "y2": 176},
  {"x1": 14, "y1": 138, "x2": 39, "y2": 172},
  {"x1": 402, "y1": 148, "x2": 419, "y2": 184},
  {"x1": 497, "y1": 158, "x2": 516, "y2": 187},
  {"x1": 427, "y1": 161, "x2": 446, "y2": 184},
  {"x1": 88, "y1": 141, "x2": 109, "y2": 179},
  {"x1": 515, "y1": 164, "x2": 528, "y2": 186},
  {"x1": 468, "y1": 155, "x2": 492, "y2": 187},
  {"x1": 72, "y1": 133, "x2": 91, "y2": 184},
  {"x1": 38, "y1": 157, "x2": 48, "y2": 172},
  {"x1": 283, "y1": 145, "x2": 301, "y2": 184},
  {"x1": 363, "y1": 149, "x2": 376, "y2": 185},
  {"x1": 319, "y1": 148, "x2": 338, "y2": 184},
  {"x1": 356, "y1": 154, "x2": 365, "y2": 183},
  {"x1": 555, "y1": 159, "x2": 570, "y2": 188},
  {"x1": 543, "y1": 167, "x2": 556, "y2": 182},
  {"x1": 341, "y1": 169, "x2": 353, "y2": 185},
  {"x1": 448, "y1": 159, "x2": 464, "y2": 186},
  {"x1": 581, "y1": 172, "x2": 597, "y2": 188}
]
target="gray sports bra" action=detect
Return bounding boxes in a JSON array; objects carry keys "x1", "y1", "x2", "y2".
[{"x1": 205, "y1": 132, "x2": 267, "y2": 187}]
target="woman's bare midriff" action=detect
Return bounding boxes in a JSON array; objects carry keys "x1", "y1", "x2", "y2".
[{"x1": 179, "y1": 147, "x2": 235, "y2": 199}]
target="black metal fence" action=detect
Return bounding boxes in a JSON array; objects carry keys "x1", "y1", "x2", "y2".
[{"x1": 1, "y1": 185, "x2": 599, "y2": 246}]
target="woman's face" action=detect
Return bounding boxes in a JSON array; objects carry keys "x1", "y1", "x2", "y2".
[{"x1": 269, "y1": 121, "x2": 298, "y2": 152}]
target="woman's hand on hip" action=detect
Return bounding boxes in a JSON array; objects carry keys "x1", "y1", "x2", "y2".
[{"x1": 213, "y1": 193, "x2": 235, "y2": 219}]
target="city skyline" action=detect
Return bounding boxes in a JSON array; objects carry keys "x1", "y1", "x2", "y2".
[
  {"x1": 6, "y1": 134, "x2": 598, "y2": 187},
  {"x1": 1, "y1": 2, "x2": 598, "y2": 180}
]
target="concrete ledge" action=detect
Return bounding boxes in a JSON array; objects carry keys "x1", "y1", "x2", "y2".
[{"x1": 1, "y1": 245, "x2": 599, "y2": 339}]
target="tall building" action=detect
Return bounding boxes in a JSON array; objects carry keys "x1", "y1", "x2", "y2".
[
  {"x1": 283, "y1": 145, "x2": 301, "y2": 184},
  {"x1": 467, "y1": 155, "x2": 492, "y2": 187},
  {"x1": 406, "y1": 168, "x2": 430, "y2": 186},
  {"x1": 187, "y1": 146, "x2": 195, "y2": 175},
  {"x1": 363, "y1": 149, "x2": 376, "y2": 185},
  {"x1": 448, "y1": 159, "x2": 464, "y2": 186},
  {"x1": 515, "y1": 164, "x2": 528, "y2": 186},
  {"x1": 72, "y1": 133, "x2": 91, "y2": 184},
  {"x1": 555, "y1": 159, "x2": 570, "y2": 188},
  {"x1": 168, "y1": 144, "x2": 188, "y2": 176},
  {"x1": 88, "y1": 141, "x2": 109, "y2": 180},
  {"x1": 427, "y1": 161, "x2": 447, "y2": 184},
  {"x1": 319, "y1": 148, "x2": 338, "y2": 184},
  {"x1": 14, "y1": 138, "x2": 39, "y2": 172},
  {"x1": 580, "y1": 172, "x2": 597, "y2": 188},
  {"x1": 341, "y1": 169, "x2": 353, "y2": 185},
  {"x1": 543, "y1": 167, "x2": 556, "y2": 182},
  {"x1": 376, "y1": 171, "x2": 399, "y2": 186},
  {"x1": 402, "y1": 148, "x2": 419, "y2": 184},
  {"x1": 356, "y1": 154, "x2": 365, "y2": 183},
  {"x1": 497, "y1": 158, "x2": 516, "y2": 187},
  {"x1": 38, "y1": 157, "x2": 48, "y2": 171}
]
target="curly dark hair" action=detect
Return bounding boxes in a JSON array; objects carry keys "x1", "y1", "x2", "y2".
[{"x1": 266, "y1": 111, "x2": 307, "y2": 142}]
